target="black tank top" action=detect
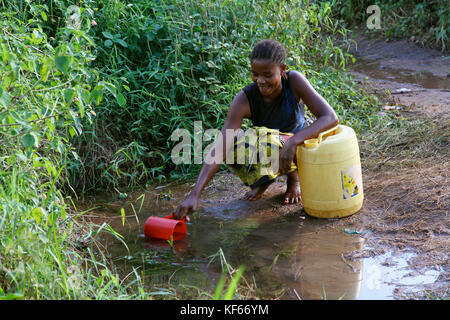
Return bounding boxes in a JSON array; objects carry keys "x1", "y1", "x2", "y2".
[{"x1": 242, "y1": 71, "x2": 307, "y2": 134}]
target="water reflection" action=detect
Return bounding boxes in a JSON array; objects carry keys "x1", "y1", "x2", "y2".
[
  {"x1": 286, "y1": 231, "x2": 364, "y2": 300},
  {"x1": 231, "y1": 214, "x2": 365, "y2": 299},
  {"x1": 351, "y1": 60, "x2": 449, "y2": 89}
]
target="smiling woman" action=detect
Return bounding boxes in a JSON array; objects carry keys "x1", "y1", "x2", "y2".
[{"x1": 174, "y1": 40, "x2": 339, "y2": 219}]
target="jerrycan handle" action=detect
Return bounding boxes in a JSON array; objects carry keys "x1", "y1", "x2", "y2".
[
  {"x1": 317, "y1": 125, "x2": 339, "y2": 143},
  {"x1": 304, "y1": 125, "x2": 339, "y2": 148}
]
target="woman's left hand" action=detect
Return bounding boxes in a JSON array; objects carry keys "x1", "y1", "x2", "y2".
[{"x1": 278, "y1": 139, "x2": 297, "y2": 174}]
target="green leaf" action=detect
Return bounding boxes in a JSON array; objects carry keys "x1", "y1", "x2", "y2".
[
  {"x1": 55, "y1": 55, "x2": 72, "y2": 74},
  {"x1": 102, "y1": 31, "x2": 114, "y2": 39},
  {"x1": 116, "y1": 93, "x2": 126, "y2": 107},
  {"x1": 31, "y1": 207, "x2": 44, "y2": 224},
  {"x1": 78, "y1": 88, "x2": 90, "y2": 105},
  {"x1": 213, "y1": 274, "x2": 227, "y2": 300},
  {"x1": 40, "y1": 60, "x2": 49, "y2": 82},
  {"x1": 41, "y1": 11, "x2": 48, "y2": 22},
  {"x1": 22, "y1": 133, "x2": 38, "y2": 149},
  {"x1": 104, "y1": 40, "x2": 113, "y2": 47},
  {"x1": 102, "y1": 82, "x2": 117, "y2": 97},
  {"x1": 116, "y1": 39, "x2": 128, "y2": 48},
  {"x1": 78, "y1": 100, "x2": 84, "y2": 118},
  {"x1": 90, "y1": 86, "x2": 103, "y2": 106},
  {"x1": 44, "y1": 159, "x2": 57, "y2": 177},
  {"x1": 0, "y1": 88, "x2": 10, "y2": 108},
  {"x1": 63, "y1": 88, "x2": 75, "y2": 105},
  {"x1": 69, "y1": 109, "x2": 82, "y2": 134},
  {"x1": 69, "y1": 126, "x2": 76, "y2": 138},
  {"x1": 0, "y1": 291, "x2": 23, "y2": 300},
  {"x1": 10, "y1": 60, "x2": 19, "y2": 80},
  {"x1": 1, "y1": 43, "x2": 9, "y2": 62},
  {"x1": 32, "y1": 29, "x2": 44, "y2": 44},
  {"x1": 223, "y1": 266, "x2": 245, "y2": 300},
  {"x1": 120, "y1": 208, "x2": 125, "y2": 226}
]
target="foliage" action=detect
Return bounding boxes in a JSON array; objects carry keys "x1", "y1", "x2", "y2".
[
  {"x1": 0, "y1": 0, "x2": 147, "y2": 299},
  {"x1": 331, "y1": 0, "x2": 449, "y2": 51}
]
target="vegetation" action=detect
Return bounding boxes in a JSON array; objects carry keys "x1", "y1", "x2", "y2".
[
  {"x1": 332, "y1": 0, "x2": 449, "y2": 51},
  {"x1": 3, "y1": 0, "x2": 443, "y2": 300}
]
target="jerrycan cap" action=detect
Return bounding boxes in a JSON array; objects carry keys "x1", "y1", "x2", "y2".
[
  {"x1": 144, "y1": 214, "x2": 187, "y2": 241},
  {"x1": 303, "y1": 125, "x2": 339, "y2": 148},
  {"x1": 304, "y1": 138, "x2": 319, "y2": 148}
]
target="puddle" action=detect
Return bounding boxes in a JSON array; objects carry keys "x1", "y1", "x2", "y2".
[
  {"x1": 357, "y1": 251, "x2": 442, "y2": 300},
  {"x1": 350, "y1": 59, "x2": 449, "y2": 90},
  {"x1": 88, "y1": 184, "x2": 443, "y2": 300}
]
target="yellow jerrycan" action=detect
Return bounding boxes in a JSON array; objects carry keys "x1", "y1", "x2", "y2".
[{"x1": 296, "y1": 125, "x2": 363, "y2": 218}]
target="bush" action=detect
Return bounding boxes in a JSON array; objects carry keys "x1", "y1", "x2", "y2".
[
  {"x1": 331, "y1": 0, "x2": 449, "y2": 51},
  {"x1": 0, "y1": 0, "x2": 147, "y2": 299}
]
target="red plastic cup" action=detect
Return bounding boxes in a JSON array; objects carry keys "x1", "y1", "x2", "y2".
[{"x1": 144, "y1": 214, "x2": 187, "y2": 241}]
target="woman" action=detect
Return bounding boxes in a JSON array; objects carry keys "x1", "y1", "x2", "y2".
[{"x1": 174, "y1": 40, "x2": 338, "y2": 219}]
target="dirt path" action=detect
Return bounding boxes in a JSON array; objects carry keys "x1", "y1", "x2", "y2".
[{"x1": 348, "y1": 33, "x2": 449, "y2": 119}]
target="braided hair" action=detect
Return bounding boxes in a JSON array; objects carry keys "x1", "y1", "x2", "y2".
[
  {"x1": 250, "y1": 39, "x2": 287, "y2": 79},
  {"x1": 250, "y1": 40, "x2": 287, "y2": 67}
]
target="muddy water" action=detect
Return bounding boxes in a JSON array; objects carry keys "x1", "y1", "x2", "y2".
[
  {"x1": 90, "y1": 178, "x2": 440, "y2": 300},
  {"x1": 351, "y1": 59, "x2": 450, "y2": 90}
]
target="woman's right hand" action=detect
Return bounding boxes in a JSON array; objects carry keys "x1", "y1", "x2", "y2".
[{"x1": 173, "y1": 194, "x2": 199, "y2": 220}]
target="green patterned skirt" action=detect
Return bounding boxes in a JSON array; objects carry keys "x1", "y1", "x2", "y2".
[{"x1": 226, "y1": 126, "x2": 297, "y2": 189}]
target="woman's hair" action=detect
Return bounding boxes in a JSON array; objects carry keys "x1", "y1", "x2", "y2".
[{"x1": 250, "y1": 39, "x2": 286, "y2": 66}]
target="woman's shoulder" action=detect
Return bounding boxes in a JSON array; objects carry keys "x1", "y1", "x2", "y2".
[
  {"x1": 287, "y1": 70, "x2": 305, "y2": 83},
  {"x1": 227, "y1": 89, "x2": 251, "y2": 120},
  {"x1": 287, "y1": 70, "x2": 308, "y2": 101}
]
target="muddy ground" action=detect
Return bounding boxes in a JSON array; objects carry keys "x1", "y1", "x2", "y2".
[{"x1": 79, "y1": 34, "x2": 449, "y2": 300}]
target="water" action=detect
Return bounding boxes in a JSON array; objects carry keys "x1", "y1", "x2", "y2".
[
  {"x1": 91, "y1": 183, "x2": 442, "y2": 300},
  {"x1": 351, "y1": 59, "x2": 450, "y2": 90},
  {"x1": 358, "y1": 251, "x2": 441, "y2": 300}
]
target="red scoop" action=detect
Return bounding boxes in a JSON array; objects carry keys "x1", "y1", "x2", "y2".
[{"x1": 144, "y1": 214, "x2": 187, "y2": 241}]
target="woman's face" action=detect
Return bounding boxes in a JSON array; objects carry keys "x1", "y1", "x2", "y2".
[{"x1": 251, "y1": 59, "x2": 286, "y2": 98}]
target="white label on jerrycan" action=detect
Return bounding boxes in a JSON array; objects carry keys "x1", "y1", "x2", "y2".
[{"x1": 341, "y1": 164, "x2": 362, "y2": 199}]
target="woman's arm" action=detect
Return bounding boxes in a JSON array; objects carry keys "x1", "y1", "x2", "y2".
[
  {"x1": 278, "y1": 71, "x2": 339, "y2": 173},
  {"x1": 173, "y1": 91, "x2": 251, "y2": 219}
]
